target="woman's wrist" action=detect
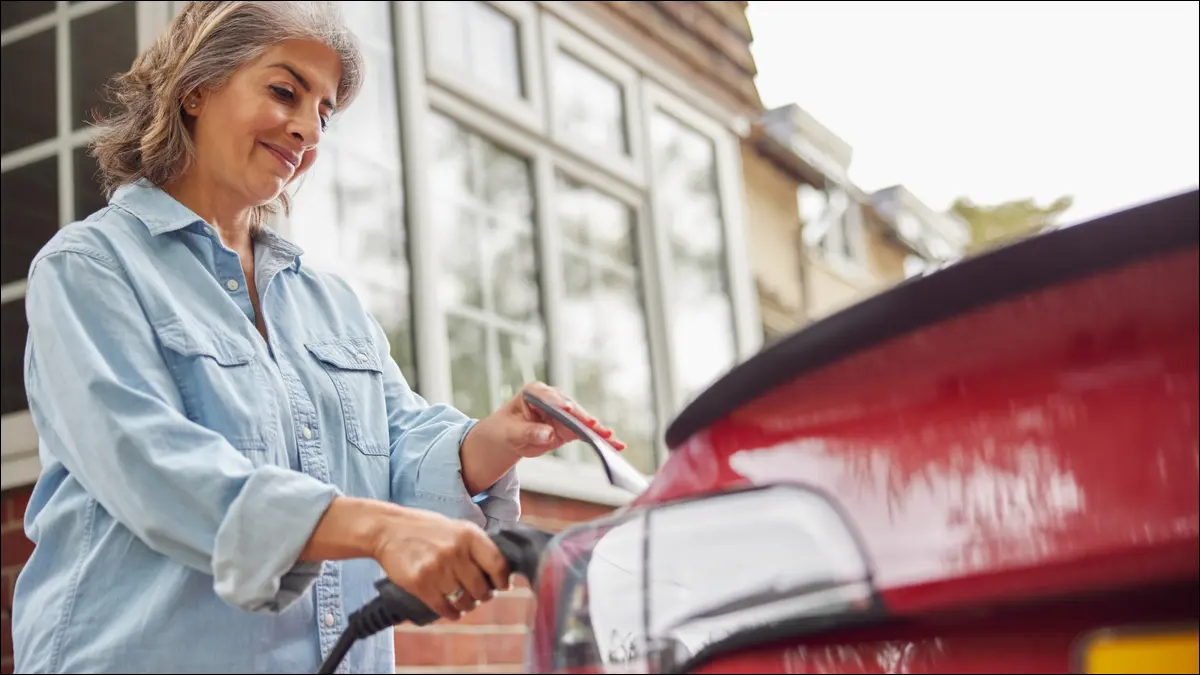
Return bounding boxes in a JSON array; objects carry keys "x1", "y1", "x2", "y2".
[{"x1": 459, "y1": 418, "x2": 522, "y2": 497}]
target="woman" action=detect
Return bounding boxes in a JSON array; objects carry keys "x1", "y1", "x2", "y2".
[{"x1": 11, "y1": 2, "x2": 624, "y2": 673}]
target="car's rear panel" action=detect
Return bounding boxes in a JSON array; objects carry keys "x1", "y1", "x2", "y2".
[{"x1": 526, "y1": 190, "x2": 1199, "y2": 673}]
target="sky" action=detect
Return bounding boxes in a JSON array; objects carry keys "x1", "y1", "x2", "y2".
[{"x1": 746, "y1": 0, "x2": 1200, "y2": 225}]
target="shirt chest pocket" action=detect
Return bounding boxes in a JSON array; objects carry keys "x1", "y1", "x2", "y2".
[
  {"x1": 305, "y1": 337, "x2": 390, "y2": 457},
  {"x1": 152, "y1": 315, "x2": 271, "y2": 457}
]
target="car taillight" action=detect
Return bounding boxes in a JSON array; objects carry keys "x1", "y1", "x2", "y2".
[{"x1": 526, "y1": 484, "x2": 880, "y2": 674}]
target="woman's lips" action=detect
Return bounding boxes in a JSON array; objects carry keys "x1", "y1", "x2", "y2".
[{"x1": 261, "y1": 142, "x2": 298, "y2": 172}]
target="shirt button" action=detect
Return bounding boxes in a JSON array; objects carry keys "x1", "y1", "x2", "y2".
[
  {"x1": 356, "y1": 353, "x2": 368, "y2": 362},
  {"x1": 302, "y1": 426, "x2": 312, "y2": 440},
  {"x1": 324, "y1": 613, "x2": 335, "y2": 627},
  {"x1": 225, "y1": 279, "x2": 240, "y2": 291},
  {"x1": 204, "y1": 226, "x2": 214, "y2": 236}
]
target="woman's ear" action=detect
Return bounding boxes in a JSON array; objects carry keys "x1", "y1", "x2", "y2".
[{"x1": 182, "y1": 90, "x2": 206, "y2": 118}]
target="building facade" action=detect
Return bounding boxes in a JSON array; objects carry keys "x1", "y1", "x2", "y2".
[
  {"x1": 0, "y1": 1, "x2": 768, "y2": 672},
  {"x1": 747, "y1": 102, "x2": 969, "y2": 330}
]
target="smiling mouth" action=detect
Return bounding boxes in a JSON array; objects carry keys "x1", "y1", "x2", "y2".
[{"x1": 260, "y1": 143, "x2": 297, "y2": 172}]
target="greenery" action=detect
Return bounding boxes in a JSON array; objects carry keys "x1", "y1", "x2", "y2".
[{"x1": 950, "y1": 195, "x2": 1074, "y2": 255}]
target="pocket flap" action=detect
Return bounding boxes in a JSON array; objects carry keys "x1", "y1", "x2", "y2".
[
  {"x1": 305, "y1": 337, "x2": 382, "y2": 373},
  {"x1": 153, "y1": 315, "x2": 255, "y2": 366}
]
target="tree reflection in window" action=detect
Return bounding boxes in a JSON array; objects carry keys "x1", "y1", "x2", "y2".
[
  {"x1": 429, "y1": 112, "x2": 546, "y2": 418},
  {"x1": 556, "y1": 173, "x2": 657, "y2": 474},
  {"x1": 650, "y1": 111, "x2": 737, "y2": 404}
]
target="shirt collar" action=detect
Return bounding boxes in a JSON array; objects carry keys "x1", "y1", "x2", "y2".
[{"x1": 112, "y1": 178, "x2": 305, "y2": 271}]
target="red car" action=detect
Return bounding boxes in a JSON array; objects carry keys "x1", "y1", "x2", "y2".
[{"x1": 523, "y1": 188, "x2": 1199, "y2": 674}]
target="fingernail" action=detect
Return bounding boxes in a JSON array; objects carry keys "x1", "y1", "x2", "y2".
[{"x1": 537, "y1": 427, "x2": 553, "y2": 442}]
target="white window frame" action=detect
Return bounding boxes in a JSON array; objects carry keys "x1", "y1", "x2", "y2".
[
  {"x1": 420, "y1": 0, "x2": 547, "y2": 139},
  {"x1": 541, "y1": 13, "x2": 646, "y2": 189},
  {"x1": 1, "y1": 0, "x2": 161, "y2": 490}
]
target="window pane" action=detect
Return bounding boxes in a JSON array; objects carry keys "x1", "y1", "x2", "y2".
[
  {"x1": 74, "y1": 145, "x2": 107, "y2": 219},
  {"x1": 426, "y1": 0, "x2": 521, "y2": 99},
  {"x1": 72, "y1": 1, "x2": 137, "y2": 130},
  {"x1": 555, "y1": 174, "x2": 656, "y2": 474},
  {"x1": 1, "y1": 156, "x2": 58, "y2": 285},
  {"x1": 1, "y1": 299, "x2": 29, "y2": 416},
  {"x1": 557, "y1": 173, "x2": 633, "y2": 265},
  {"x1": 1, "y1": 28, "x2": 56, "y2": 154},
  {"x1": 488, "y1": 222, "x2": 539, "y2": 323},
  {"x1": 431, "y1": 112, "x2": 544, "y2": 417},
  {"x1": 469, "y1": 2, "x2": 522, "y2": 99},
  {"x1": 334, "y1": 3, "x2": 399, "y2": 165},
  {"x1": 553, "y1": 51, "x2": 627, "y2": 156},
  {"x1": 1, "y1": 2, "x2": 55, "y2": 31},
  {"x1": 497, "y1": 330, "x2": 545, "y2": 405},
  {"x1": 448, "y1": 315, "x2": 490, "y2": 420},
  {"x1": 651, "y1": 111, "x2": 737, "y2": 404}
]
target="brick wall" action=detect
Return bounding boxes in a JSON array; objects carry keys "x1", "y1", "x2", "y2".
[
  {"x1": 0, "y1": 485, "x2": 611, "y2": 674},
  {"x1": 1, "y1": 485, "x2": 33, "y2": 675}
]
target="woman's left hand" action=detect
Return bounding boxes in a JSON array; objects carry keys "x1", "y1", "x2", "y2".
[{"x1": 485, "y1": 382, "x2": 626, "y2": 459}]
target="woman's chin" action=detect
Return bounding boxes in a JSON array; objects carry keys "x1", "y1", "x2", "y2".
[{"x1": 246, "y1": 175, "x2": 289, "y2": 207}]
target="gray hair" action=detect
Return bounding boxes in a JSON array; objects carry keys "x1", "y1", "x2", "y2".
[{"x1": 89, "y1": 1, "x2": 365, "y2": 227}]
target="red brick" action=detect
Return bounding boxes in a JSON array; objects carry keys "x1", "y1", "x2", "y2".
[
  {"x1": 458, "y1": 594, "x2": 531, "y2": 627},
  {"x1": 0, "y1": 533, "x2": 32, "y2": 569},
  {"x1": 394, "y1": 629, "x2": 482, "y2": 668},
  {"x1": 481, "y1": 632, "x2": 526, "y2": 665},
  {"x1": 1, "y1": 655, "x2": 11, "y2": 674},
  {"x1": 521, "y1": 493, "x2": 612, "y2": 524},
  {"x1": 1, "y1": 571, "x2": 13, "y2": 615},
  {"x1": 2, "y1": 489, "x2": 32, "y2": 530},
  {"x1": 1, "y1": 616, "x2": 10, "y2": 659}
]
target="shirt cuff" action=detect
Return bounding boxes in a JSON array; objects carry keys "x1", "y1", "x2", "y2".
[
  {"x1": 413, "y1": 420, "x2": 522, "y2": 530},
  {"x1": 211, "y1": 465, "x2": 341, "y2": 613}
]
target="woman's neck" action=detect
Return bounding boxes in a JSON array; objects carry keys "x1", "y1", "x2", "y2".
[{"x1": 163, "y1": 173, "x2": 254, "y2": 254}]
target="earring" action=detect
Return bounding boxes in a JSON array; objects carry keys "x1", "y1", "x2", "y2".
[{"x1": 189, "y1": 103, "x2": 197, "y2": 108}]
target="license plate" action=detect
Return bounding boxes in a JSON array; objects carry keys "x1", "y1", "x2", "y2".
[{"x1": 1079, "y1": 625, "x2": 1198, "y2": 674}]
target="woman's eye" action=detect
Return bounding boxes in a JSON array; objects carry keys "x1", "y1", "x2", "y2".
[{"x1": 270, "y1": 85, "x2": 295, "y2": 101}]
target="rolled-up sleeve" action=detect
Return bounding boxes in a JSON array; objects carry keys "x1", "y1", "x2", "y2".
[
  {"x1": 369, "y1": 317, "x2": 520, "y2": 531},
  {"x1": 24, "y1": 246, "x2": 339, "y2": 613}
]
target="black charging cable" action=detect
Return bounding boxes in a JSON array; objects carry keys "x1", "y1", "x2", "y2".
[{"x1": 317, "y1": 523, "x2": 553, "y2": 674}]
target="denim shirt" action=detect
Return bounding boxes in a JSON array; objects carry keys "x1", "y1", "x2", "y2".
[{"x1": 11, "y1": 179, "x2": 520, "y2": 674}]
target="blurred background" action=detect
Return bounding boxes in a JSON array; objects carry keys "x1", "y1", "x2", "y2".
[{"x1": 1, "y1": 2, "x2": 1196, "y2": 672}]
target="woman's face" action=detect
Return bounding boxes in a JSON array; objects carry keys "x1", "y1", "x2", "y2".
[{"x1": 185, "y1": 39, "x2": 341, "y2": 207}]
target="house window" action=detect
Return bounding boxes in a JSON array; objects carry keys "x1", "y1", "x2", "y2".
[
  {"x1": 800, "y1": 183, "x2": 868, "y2": 274},
  {"x1": 651, "y1": 110, "x2": 738, "y2": 404},
  {"x1": 426, "y1": 1, "x2": 523, "y2": 100},
  {"x1": 416, "y1": 1, "x2": 754, "y2": 491},
  {"x1": 285, "y1": 2, "x2": 417, "y2": 384},
  {"x1": 0, "y1": 1, "x2": 139, "y2": 433},
  {"x1": 422, "y1": 0, "x2": 543, "y2": 135},
  {"x1": 428, "y1": 112, "x2": 546, "y2": 419},
  {"x1": 553, "y1": 51, "x2": 627, "y2": 157},
  {"x1": 555, "y1": 173, "x2": 657, "y2": 475}
]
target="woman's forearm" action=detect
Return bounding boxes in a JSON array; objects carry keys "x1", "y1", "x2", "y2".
[
  {"x1": 458, "y1": 422, "x2": 521, "y2": 497},
  {"x1": 298, "y1": 495, "x2": 396, "y2": 562}
]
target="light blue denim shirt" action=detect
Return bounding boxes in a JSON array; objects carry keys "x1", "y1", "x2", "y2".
[{"x1": 11, "y1": 179, "x2": 520, "y2": 674}]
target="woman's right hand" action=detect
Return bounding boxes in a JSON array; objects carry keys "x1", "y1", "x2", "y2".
[
  {"x1": 371, "y1": 506, "x2": 512, "y2": 620},
  {"x1": 300, "y1": 496, "x2": 511, "y2": 620}
]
